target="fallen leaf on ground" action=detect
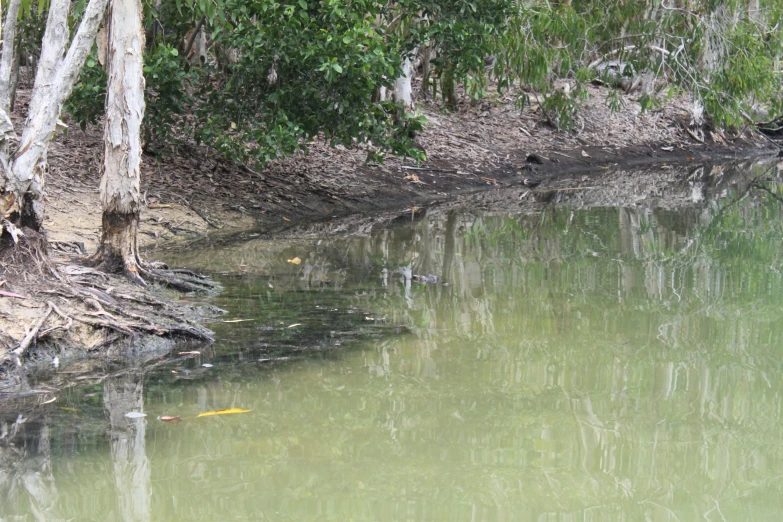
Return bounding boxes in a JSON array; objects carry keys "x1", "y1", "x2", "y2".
[
  {"x1": 198, "y1": 408, "x2": 251, "y2": 418},
  {"x1": 581, "y1": 150, "x2": 591, "y2": 158},
  {"x1": 202, "y1": 363, "x2": 213, "y2": 368},
  {"x1": 0, "y1": 280, "x2": 6, "y2": 286},
  {"x1": 179, "y1": 351, "x2": 201, "y2": 355},
  {"x1": 282, "y1": 216, "x2": 290, "y2": 222},
  {"x1": 159, "y1": 416, "x2": 182, "y2": 423},
  {"x1": 287, "y1": 323, "x2": 301, "y2": 328},
  {"x1": 60, "y1": 407, "x2": 80, "y2": 412},
  {"x1": 287, "y1": 257, "x2": 301, "y2": 264},
  {"x1": 222, "y1": 319, "x2": 254, "y2": 323},
  {"x1": 41, "y1": 396, "x2": 57, "y2": 405}
]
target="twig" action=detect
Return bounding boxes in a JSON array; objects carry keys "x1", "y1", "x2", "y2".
[
  {"x1": 543, "y1": 186, "x2": 595, "y2": 191},
  {"x1": 684, "y1": 127, "x2": 705, "y2": 144},
  {"x1": 0, "y1": 289, "x2": 28, "y2": 299},
  {"x1": 401, "y1": 165, "x2": 458, "y2": 173},
  {"x1": 71, "y1": 315, "x2": 136, "y2": 337},
  {"x1": 13, "y1": 304, "x2": 53, "y2": 357}
]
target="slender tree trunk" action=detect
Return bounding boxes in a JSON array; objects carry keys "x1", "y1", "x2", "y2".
[
  {"x1": 0, "y1": 0, "x2": 109, "y2": 239},
  {"x1": 9, "y1": 44, "x2": 20, "y2": 112},
  {"x1": 0, "y1": 0, "x2": 22, "y2": 114},
  {"x1": 419, "y1": 46, "x2": 432, "y2": 99},
  {"x1": 443, "y1": 68, "x2": 457, "y2": 110},
  {"x1": 92, "y1": 0, "x2": 146, "y2": 283},
  {"x1": 393, "y1": 48, "x2": 417, "y2": 111}
]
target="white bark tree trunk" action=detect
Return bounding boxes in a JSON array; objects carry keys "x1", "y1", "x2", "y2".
[
  {"x1": 92, "y1": 0, "x2": 146, "y2": 282},
  {"x1": 0, "y1": 0, "x2": 109, "y2": 236},
  {"x1": 0, "y1": 0, "x2": 22, "y2": 115},
  {"x1": 393, "y1": 50, "x2": 417, "y2": 111}
]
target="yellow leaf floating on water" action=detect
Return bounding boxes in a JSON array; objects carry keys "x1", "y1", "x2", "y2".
[
  {"x1": 287, "y1": 257, "x2": 301, "y2": 265},
  {"x1": 197, "y1": 408, "x2": 252, "y2": 418}
]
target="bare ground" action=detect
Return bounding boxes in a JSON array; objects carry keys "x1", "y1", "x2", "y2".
[{"x1": 0, "y1": 81, "x2": 779, "y2": 390}]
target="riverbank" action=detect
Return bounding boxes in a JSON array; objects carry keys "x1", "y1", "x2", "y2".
[
  {"x1": 0, "y1": 82, "x2": 779, "y2": 390},
  {"x1": 44, "y1": 83, "x2": 777, "y2": 250}
]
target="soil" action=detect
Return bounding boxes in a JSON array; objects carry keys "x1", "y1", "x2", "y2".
[{"x1": 1, "y1": 80, "x2": 780, "y2": 393}]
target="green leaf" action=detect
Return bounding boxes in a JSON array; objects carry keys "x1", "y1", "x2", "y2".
[{"x1": 332, "y1": 63, "x2": 343, "y2": 73}]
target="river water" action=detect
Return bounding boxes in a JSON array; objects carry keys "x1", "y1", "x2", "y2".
[{"x1": 3, "y1": 163, "x2": 783, "y2": 520}]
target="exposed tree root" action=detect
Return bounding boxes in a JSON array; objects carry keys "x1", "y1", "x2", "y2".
[
  {"x1": 0, "y1": 237, "x2": 218, "y2": 391},
  {"x1": 87, "y1": 212, "x2": 218, "y2": 293}
]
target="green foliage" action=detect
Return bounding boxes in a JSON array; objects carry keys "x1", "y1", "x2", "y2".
[
  {"x1": 539, "y1": 87, "x2": 587, "y2": 131},
  {"x1": 64, "y1": 53, "x2": 106, "y2": 131},
  {"x1": 698, "y1": 22, "x2": 783, "y2": 127},
  {"x1": 143, "y1": 44, "x2": 194, "y2": 149},
  {"x1": 189, "y1": 0, "x2": 421, "y2": 165},
  {"x1": 59, "y1": 0, "x2": 783, "y2": 163}
]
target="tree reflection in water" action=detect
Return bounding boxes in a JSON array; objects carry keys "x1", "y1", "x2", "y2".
[{"x1": 104, "y1": 371, "x2": 150, "y2": 522}]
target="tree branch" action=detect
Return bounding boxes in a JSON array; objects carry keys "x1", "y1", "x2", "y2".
[
  {"x1": 184, "y1": 16, "x2": 206, "y2": 60},
  {"x1": 54, "y1": 0, "x2": 111, "y2": 107},
  {"x1": 0, "y1": 0, "x2": 22, "y2": 115},
  {"x1": 10, "y1": 0, "x2": 109, "y2": 200}
]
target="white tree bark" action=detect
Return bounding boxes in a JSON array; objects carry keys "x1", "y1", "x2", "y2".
[
  {"x1": 0, "y1": 0, "x2": 109, "y2": 233},
  {"x1": 184, "y1": 18, "x2": 207, "y2": 64},
  {"x1": 0, "y1": 0, "x2": 22, "y2": 115},
  {"x1": 93, "y1": 0, "x2": 146, "y2": 280},
  {"x1": 393, "y1": 50, "x2": 417, "y2": 110}
]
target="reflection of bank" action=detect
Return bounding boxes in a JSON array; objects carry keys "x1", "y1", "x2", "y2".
[
  {"x1": 0, "y1": 420, "x2": 64, "y2": 521},
  {"x1": 104, "y1": 371, "x2": 151, "y2": 522}
]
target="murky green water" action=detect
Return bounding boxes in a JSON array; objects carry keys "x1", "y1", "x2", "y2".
[{"x1": 5, "y1": 166, "x2": 783, "y2": 521}]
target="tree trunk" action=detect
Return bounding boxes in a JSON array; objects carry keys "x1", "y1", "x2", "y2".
[
  {"x1": 443, "y1": 68, "x2": 457, "y2": 110},
  {"x1": 91, "y1": 0, "x2": 146, "y2": 284},
  {"x1": 393, "y1": 49, "x2": 417, "y2": 111},
  {"x1": 0, "y1": 0, "x2": 109, "y2": 238},
  {"x1": 0, "y1": 0, "x2": 22, "y2": 115},
  {"x1": 9, "y1": 44, "x2": 20, "y2": 112},
  {"x1": 419, "y1": 46, "x2": 432, "y2": 99}
]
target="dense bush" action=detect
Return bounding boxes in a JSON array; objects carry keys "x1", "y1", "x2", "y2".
[{"x1": 61, "y1": 0, "x2": 783, "y2": 157}]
